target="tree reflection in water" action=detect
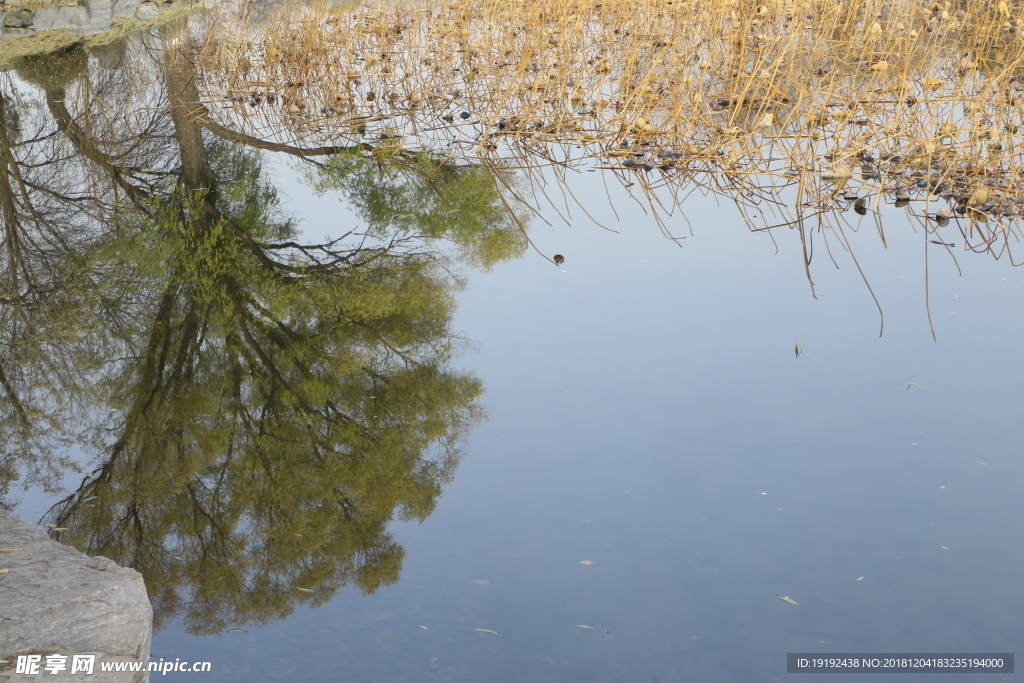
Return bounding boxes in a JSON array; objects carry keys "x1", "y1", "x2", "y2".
[{"x1": 0, "y1": 22, "x2": 527, "y2": 635}]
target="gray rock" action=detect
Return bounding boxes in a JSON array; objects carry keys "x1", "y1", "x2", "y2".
[
  {"x1": 112, "y1": 0, "x2": 141, "y2": 19},
  {"x1": 28, "y1": 6, "x2": 56, "y2": 30},
  {"x1": 83, "y1": 0, "x2": 112, "y2": 32},
  {"x1": 27, "y1": 0, "x2": 116, "y2": 34},
  {"x1": 51, "y1": 7, "x2": 89, "y2": 30},
  {"x1": 3, "y1": 9, "x2": 32, "y2": 28},
  {"x1": 134, "y1": 1, "x2": 158, "y2": 19},
  {"x1": 0, "y1": 509, "x2": 152, "y2": 683}
]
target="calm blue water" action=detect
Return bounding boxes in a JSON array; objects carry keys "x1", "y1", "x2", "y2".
[
  {"x1": 140, "y1": 164, "x2": 1024, "y2": 681},
  {"x1": 2, "y1": 30, "x2": 1021, "y2": 678}
]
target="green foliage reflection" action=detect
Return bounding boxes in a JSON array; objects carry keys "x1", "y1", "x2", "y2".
[
  {"x1": 305, "y1": 148, "x2": 529, "y2": 270},
  {"x1": 0, "y1": 27, "x2": 518, "y2": 635}
]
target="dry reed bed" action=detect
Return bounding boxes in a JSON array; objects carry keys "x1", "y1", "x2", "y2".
[{"x1": 189, "y1": 0, "x2": 1024, "y2": 262}]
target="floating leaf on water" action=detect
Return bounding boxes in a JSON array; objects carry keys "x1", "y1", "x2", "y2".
[
  {"x1": 0, "y1": 569, "x2": 8, "y2": 574},
  {"x1": 794, "y1": 341, "x2": 802, "y2": 358},
  {"x1": 756, "y1": 112, "x2": 775, "y2": 130},
  {"x1": 577, "y1": 625, "x2": 596, "y2": 629},
  {"x1": 419, "y1": 626, "x2": 428, "y2": 630},
  {"x1": 82, "y1": 496, "x2": 97, "y2": 502},
  {"x1": 227, "y1": 629, "x2": 246, "y2": 632},
  {"x1": 580, "y1": 560, "x2": 595, "y2": 565},
  {"x1": 629, "y1": 116, "x2": 656, "y2": 135},
  {"x1": 473, "y1": 629, "x2": 499, "y2": 635},
  {"x1": 44, "y1": 524, "x2": 56, "y2": 528},
  {"x1": 603, "y1": 629, "x2": 611, "y2": 633},
  {"x1": 51, "y1": 528, "x2": 68, "y2": 532},
  {"x1": 175, "y1": 557, "x2": 185, "y2": 561},
  {"x1": 469, "y1": 579, "x2": 490, "y2": 584},
  {"x1": 857, "y1": 576, "x2": 864, "y2": 581},
  {"x1": 295, "y1": 587, "x2": 314, "y2": 593},
  {"x1": 968, "y1": 187, "x2": 990, "y2": 206},
  {"x1": 976, "y1": 461, "x2": 988, "y2": 466},
  {"x1": 819, "y1": 166, "x2": 850, "y2": 182},
  {"x1": 902, "y1": 382, "x2": 918, "y2": 391},
  {"x1": 777, "y1": 595, "x2": 798, "y2": 604}
]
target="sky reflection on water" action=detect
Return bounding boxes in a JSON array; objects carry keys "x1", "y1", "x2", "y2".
[{"x1": 146, "y1": 161, "x2": 1024, "y2": 681}]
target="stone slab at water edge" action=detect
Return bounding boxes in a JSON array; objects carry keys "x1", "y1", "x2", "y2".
[
  {"x1": 0, "y1": 509, "x2": 152, "y2": 683},
  {"x1": 0, "y1": 0, "x2": 220, "y2": 41}
]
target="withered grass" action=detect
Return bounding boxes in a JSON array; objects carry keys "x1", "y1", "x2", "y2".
[{"x1": 187, "y1": 0, "x2": 1024, "y2": 326}]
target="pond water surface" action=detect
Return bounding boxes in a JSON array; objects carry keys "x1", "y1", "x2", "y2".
[{"x1": 2, "y1": 7, "x2": 1023, "y2": 683}]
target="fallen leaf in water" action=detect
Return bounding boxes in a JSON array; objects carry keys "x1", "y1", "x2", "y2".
[
  {"x1": 469, "y1": 579, "x2": 490, "y2": 584},
  {"x1": 777, "y1": 595, "x2": 799, "y2": 604},
  {"x1": 473, "y1": 629, "x2": 499, "y2": 635},
  {"x1": 580, "y1": 560, "x2": 595, "y2": 565},
  {"x1": 577, "y1": 625, "x2": 595, "y2": 629},
  {"x1": 794, "y1": 341, "x2": 802, "y2": 358},
  {"x1": 227, "y1": 629, "x2": 246, "y2": 632},
  {"x1": 977, "y1": 461, "x2": 988, "y2": 466},
  {"x1": 857, "y1": 576, "x2": 864, "y2": 581},
  {"x1": 903, "y1": 382, "x2": 918, "y2": 391},
  {"x1": 295, "y1": 587, "x2": 314, "y2": 593},
  {"x1": 603, "y1": 629, "x2": 611, "y2": 633},
  {"x1": 0, "y1": 569, "x2": 7, "y2": 574},
  {"x1": 51, "y1": 528, "x2": 68, "y2": 532}
]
